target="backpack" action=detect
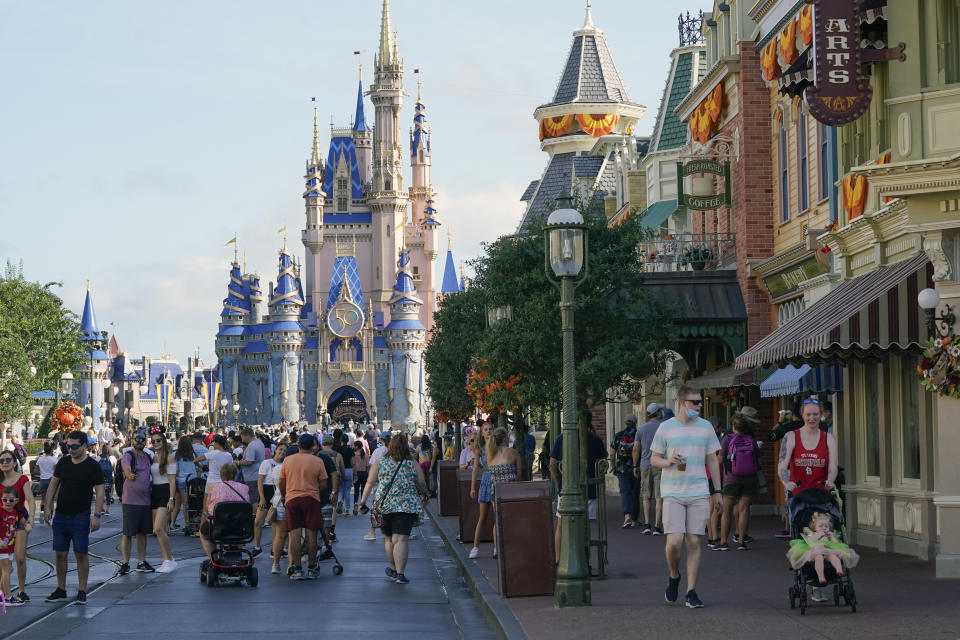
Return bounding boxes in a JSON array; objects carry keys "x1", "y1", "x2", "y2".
[
  {"x1": 98, "y1": 456, "x2": 114, "y2": 482},
  {"x1": 12, "y1": 443, "x2": 26, "y2": 466},
  {"x1": 613, "y1": 428, "x2": 636, "y2": 475},
  {"x1": 728, "y1": 434, "x2": 757, "y2": 476}
]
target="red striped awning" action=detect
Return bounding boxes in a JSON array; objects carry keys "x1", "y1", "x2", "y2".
[{"x1": 736, "y1": 253, "x2": 932, "y2": 368}]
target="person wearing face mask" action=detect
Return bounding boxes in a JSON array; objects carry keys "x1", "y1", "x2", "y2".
[
  {"x1": 650, "y1": 385, "x2": 723, "y2": 609},
  {"x1": 118, "y1": 428, "x2": 155, "y2": 575}
]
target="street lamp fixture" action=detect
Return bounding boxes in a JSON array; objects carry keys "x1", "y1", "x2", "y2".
[
  {"x1": 918, "y1": 288, "x2": 956, "y2": 339},
  {"x1": 543, "y1": 190, "x2": 590, "y2": 607},
  {"x1": 60, "y1": 371, "x2": 75, "y2": 397}
]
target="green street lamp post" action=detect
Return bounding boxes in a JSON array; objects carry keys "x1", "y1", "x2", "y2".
[{"x1": 544, "y1": 193, "x2": 590, "y2": 607}]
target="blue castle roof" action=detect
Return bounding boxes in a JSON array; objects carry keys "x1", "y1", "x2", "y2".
[
  {"x1": 410, "y1": 97, "x2": 430, "y2": 158},
  {"x1": 423, "y1": 198, "x2": 440, "y2": 226},
  {"x1": 441, "y1": 249, "x2": 461, "y2": 294},
  {"x1": 221, "y1": 262, "x2": 250, "y2": 317},
  {"x1": 270, "y1": 249, "x2": 304, "y2": 307},
  {"x1": 80, "y1": 287, "x2": 100, "y2": 341},
  {"x1": 322, "y1": 137, "x2": 364, "y2": 200},
  {"x1": 325, "y1": 256, "x2": 365, "y2": 314},
  {"x1": 388, "y1": 250, "x2": 422, "y2": 305},
  {"x1": 354, "y1": 79, "x2": 371, "y2": 132}
]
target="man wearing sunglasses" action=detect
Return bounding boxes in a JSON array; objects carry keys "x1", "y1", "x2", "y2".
[
  {"x1": 119, "y1": 428, "x2": 155, "y2": 575},
  {"x1": 43, "y1": 430, "x2": 104, "y2": 605},
  {"x1": 650, "y1": 385, "x2": 723, "y2": 609}
]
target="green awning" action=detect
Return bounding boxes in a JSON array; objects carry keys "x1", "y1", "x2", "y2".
[{"x1": 639, "y1": 199, "x2": 678, "y2": 230}]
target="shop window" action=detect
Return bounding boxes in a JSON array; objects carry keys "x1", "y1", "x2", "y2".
[
  {"x1": 864, "y1": 364, "x2": 880, "y2": 478},
  {"x1": 900, "y1": 356, "x2": 921, "y2": 480},
  {"x1": 779, "y1": 118, "x2": 789, "y2": 222},
  {"x1": 797, "y1": 113, "x2": 809, "y2": 211},
  {"x1": 938, "y1": 0, "x2": 960, "y2": 84}
]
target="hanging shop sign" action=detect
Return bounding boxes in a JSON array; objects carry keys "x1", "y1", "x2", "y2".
[
  {"x1": 803, "y1": 0, "x2": 873, "y2": 126},
  {"x1": 761, "y1": 254, "x2": 830, "y2": 300},
  {"x1": 676, "y1": 158, "x2": 731, "y2": 210}
]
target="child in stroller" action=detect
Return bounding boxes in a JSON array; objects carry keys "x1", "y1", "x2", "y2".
[{"x1": 786, "y1": 488, "x2": 858, "y2": 613}]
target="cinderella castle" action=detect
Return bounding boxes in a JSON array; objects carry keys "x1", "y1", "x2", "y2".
[{"x1": 214, "y1": 0, "x2": 462, "y2": 428}]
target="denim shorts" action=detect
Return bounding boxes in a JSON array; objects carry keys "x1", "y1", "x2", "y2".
[{"x1": 52, "y1": 513, "x2": 92, "y2": 554}]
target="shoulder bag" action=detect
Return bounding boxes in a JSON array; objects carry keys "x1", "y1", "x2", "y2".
[{"x1": 370, "y1": 459, "x2": 404, "y2": 529}]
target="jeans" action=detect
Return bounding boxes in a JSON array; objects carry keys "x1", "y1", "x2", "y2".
[
  {"x1": 618, "y1": 473, "x2": 640, "y2": 521},
  {"x1": 353, "y1": 471, "x2": 368, "y2": 506},
  {"x1": 339, "y1": 468, "x2": 353, "y2": 511}
]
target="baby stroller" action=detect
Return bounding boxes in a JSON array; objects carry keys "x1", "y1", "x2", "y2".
[
  {"x1": 183, "y1": 475, "x2": 206, "y2": 537},
  {"x1": 307, "y1": 501, "x2": 343, "y2": 576},
  {"x1": 199, "y1": 501, "x2": 258, "y2": 588},
  {"x1": 786, "y1": 488, "x2": 857, "y2": 614}
]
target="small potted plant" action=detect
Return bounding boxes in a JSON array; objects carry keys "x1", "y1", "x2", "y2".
[{"x1": 681, "y1": 244, "x2": 714, "y2": 270}]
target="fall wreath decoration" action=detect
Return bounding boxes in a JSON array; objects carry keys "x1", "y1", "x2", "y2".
[
  {"x1": 918, "y1": 336, "x2": 960, "y2": 399},
  {"x1": 50, "y1": 402, "x2": 85, "y2": 434}
]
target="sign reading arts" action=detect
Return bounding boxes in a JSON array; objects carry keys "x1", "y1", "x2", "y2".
[{"x1": 803, "y1": 0, "x2": 873, "y2": 126}]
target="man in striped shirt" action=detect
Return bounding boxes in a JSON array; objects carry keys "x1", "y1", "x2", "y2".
[{"x1": 650, "y1": 385, "x2": 722, "y2": 609}]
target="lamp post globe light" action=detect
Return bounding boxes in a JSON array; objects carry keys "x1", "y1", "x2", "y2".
[
  {"x1": 543, "y1": 191, "x2": 590, "y2": 607},
  {"x1": 60, "y1": 371, "x2": 75, "y2": 397}
]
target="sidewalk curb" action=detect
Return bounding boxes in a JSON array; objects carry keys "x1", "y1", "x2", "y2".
[{"x1": 426, "y1": 503, "x2": 529, "y2": 640}]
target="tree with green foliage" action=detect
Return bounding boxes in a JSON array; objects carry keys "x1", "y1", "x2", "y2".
[
  {"x1": 0, "y1": 260, "x2": 84, "y2": 424},
  {"x1": 425, "y1": 197, "x2": 676, "y2": 419},
  {"x1": 423, "y1": 284, "x2": 485, "y2": 421}
]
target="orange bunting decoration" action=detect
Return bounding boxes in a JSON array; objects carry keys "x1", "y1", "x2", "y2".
[
  {"x1": 798, "y1": 5, "x2": 813, "y2": 47},
  {"x1": 576, "y1": 113, "x2": 619, "y2": 137},
  {"x1": 540, "y1": 114, "x2": 573, "y2": 140},
  {"x1": 761, "y1": 39, "x2": 780, "y2": 81},
  {"x1": 877, "y1": 152, "x2": 893, "y2": 203},
  {"x1": 687, "y1": 83, "x2": 725, "y2": 145},
  {"x1": 842, "y1": 174, "x2": 868, "y2": 221},
  {"x1": 779, "y1": 18, "x2": 799, "y2": 66}
]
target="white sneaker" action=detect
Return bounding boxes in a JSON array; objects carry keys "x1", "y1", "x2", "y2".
[
  {"x1": 271, "y1": 564, "x2": 281, "y2": 574},
  {"x1": 468, "y1": 547, "x2": 479, "y2": 559},
  {"x1": 156, "y1": 559, "x2": 177, "y2": 573},
  {"x1": 363, "y1": 532, "x2": 376, "y2": 541}
]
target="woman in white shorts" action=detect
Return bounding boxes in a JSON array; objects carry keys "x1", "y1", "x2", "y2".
[{"x1": 268, "y1": 444, "x2": 296, "y2": 574}]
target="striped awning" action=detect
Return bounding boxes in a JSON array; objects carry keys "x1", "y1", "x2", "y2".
[
  {"x1": 686, "y1": 365, "x2": 759, "y2": 390},
  {"x1": 736, "y1": 253, "x2": 933, "y2": 368},
  {"x1": 759, "y1": 364, "x2": 844, "y2": 398}
]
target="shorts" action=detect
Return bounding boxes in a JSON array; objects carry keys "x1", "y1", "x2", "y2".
[
  {"x1": 122, "y1": 504, "x2": 153, "y2": 536},
  {"x1": 640, "y1": 467, "x2": 662, "y2": 499},
  {"x1": 556, "y1": 497, "x2": 598, "y2": 521},
  {"x1": 0, "y1": 553, "x2": 10, "y2": 561},
  {"x1": 150, "y1": 484, "x2": 171, "y2": 509},
  {"x1": 272, "y1": 502, "x2": 286, "y2": 522},
  {"x1": 261, "y1": 485, "x2": 275, "y2": 505},
  {"x1": 245, "y1": 481, "x2": 260, "y2": 504},
  {"x1": 285, "y1": 496, "x2": 324, "y2": 531},
  {"x1": 52, "y1": 513, "x2": 92, "y2": 554},
  {"x1": 40, "y1": 478, "x2": 51, "y2": 493},
  {"x1": 176, "y1": 479, "x2": 187, "y2": 493},
  {"x1": 662, "y1": 496, "x2": 710, "y2": 535},
  {"x1": 722, "y1": 481, "x2": 759, "y2": 499},
  {"x1": 381, "y1": 512, "x2": 417, "y2": 537}
]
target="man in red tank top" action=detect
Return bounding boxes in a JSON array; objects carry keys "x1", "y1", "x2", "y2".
[{"x1": 778, "y1": 398, "x2": 837, "y2": 495}]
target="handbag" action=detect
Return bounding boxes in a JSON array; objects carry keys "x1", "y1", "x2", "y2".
[{"x1": 370, "y1": 460, "x2": 404, "y2": 529}]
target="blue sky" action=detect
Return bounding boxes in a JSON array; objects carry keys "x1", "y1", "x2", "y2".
[{"x1": 0, "y1": 1, "x2": 696, "y2": 364}]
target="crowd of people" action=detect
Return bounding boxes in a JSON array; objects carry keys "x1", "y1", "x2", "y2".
[{"x1": 4, "y1": 417, "x2": 454, "y2": 606}]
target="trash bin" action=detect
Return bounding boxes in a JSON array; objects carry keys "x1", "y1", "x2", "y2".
[
  {"x1": 438, "y1": 460, "x2": 459, "y2": 516},
  {"x1": 494, "y1": 481, "x2": 555, "y2": 597},
  {"x1": 457, "y1": 468, "x2": 493, "y2": 543}
]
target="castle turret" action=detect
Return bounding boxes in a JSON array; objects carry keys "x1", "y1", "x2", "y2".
[
  {"x1": 385, "y1": 250, "x2": 426, "y2": 427},
  {"x1": 409, "y1": 78, "x2": 432, "y2": 220},
  {"x1": 267, "y1": 246, "x2": 305, "y2": 423},
  {"x1": 78, "y1": 284, "x2": 109, "y2": 424},
  {"x1": 302, "y1": 106, "x2": 327, "y2": 311},
  {"x1": 353, "y1": 67, "x2": 372, "y2": 185},
  {"x1": 440, "y1": 233, "x2": 462, "y2": 297},
  {"x1": 369, "y1": 0, "x2": 406, "y2": 311}
]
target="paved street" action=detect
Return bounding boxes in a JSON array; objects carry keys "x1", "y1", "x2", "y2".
[
  {"x1": 433, "y1": 497, "x2": 960, "y2": 640},
  {"x1": 2, "y1": 508, "x2": 498, "y2": 639}
]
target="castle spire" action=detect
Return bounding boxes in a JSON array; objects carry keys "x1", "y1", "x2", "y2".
[
  {"x1": 304, "y1": 105, "x2": 325, "y2": 198},
  {"x1": 378, "y1": 0, "x2": 395, "y2": 66},
  {"x1": 583, "y1": 0, "x2": 595, "y2": 30},
  {"x1": 440, "y1": 241, "x2": 461, "y2": 295},
  {"x1": 353, "y1": 72, "x2": 371, "y2": 132},
  {"x1": 310, "y1": 104, "x2": 322, "y2": 167},
  {"x1": 80, "y1": 284, "x2": 100, "y2": 341},
  {"x1": 270, "y1": 247, "x2": 304, "y2": 308}
]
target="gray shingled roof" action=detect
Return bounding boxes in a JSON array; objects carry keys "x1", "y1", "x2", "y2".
[
  {"x1": 516, "y1": 152, "x2": 575, "y2": 232},
  {"x1": 650, "y1": 50, "x2": 697, "y2": 153},
  {"x1": 574, "y1": 155, "x2": 604, "y2": 177},
  {"x1": 544, "y1": 33, "x2": 632, "y2": 107},
  {"x1": 520, "y1": 180, "x2": 540, "y2": 202}
]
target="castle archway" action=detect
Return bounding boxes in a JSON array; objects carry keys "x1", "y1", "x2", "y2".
[{"x1": 325, "y1": 385, "x2": 369, "y2": 423}]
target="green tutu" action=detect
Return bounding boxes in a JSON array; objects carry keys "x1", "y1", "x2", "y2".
[{"x1": 786, "y1": 529, "x2": 860, "y2": 570}]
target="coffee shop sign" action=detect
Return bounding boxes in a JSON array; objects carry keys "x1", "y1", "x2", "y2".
[{"x1": 803, "y1": 0, "x2": 873, "y2": 126}]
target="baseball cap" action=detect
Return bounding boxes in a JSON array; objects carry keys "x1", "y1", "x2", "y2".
[
  {"x1": 285, "y1": 444, "x2": 300, "y2": 456},
  {"x1": 624, "y1": 414, "x2": 637, "y2": 424},
  {"x1": 134, "y1": 428, "x2": 148, "y2": 442},
  {"x1": 298, "y1": 433, "x2": 316, "y2": 449},
  {"x1": 380, "y1": 430, "x2": 392, "y2": 441},
  {"x1": 646, "y1": 402, "x2": 665, "y2": 415}
]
